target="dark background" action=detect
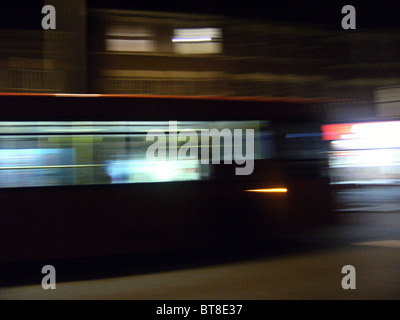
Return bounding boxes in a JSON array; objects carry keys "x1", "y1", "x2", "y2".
[{"x1": 1, "y1": 0, "x2": 399, "y2": 30}]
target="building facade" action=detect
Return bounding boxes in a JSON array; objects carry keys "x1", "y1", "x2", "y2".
[{"x1": 1, "y1": 3, "x2": 400, "y2": 103}]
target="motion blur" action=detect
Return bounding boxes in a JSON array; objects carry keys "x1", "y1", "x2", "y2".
[{"x1": 1, "y1": 1, "x2": 400, "y2": 269}]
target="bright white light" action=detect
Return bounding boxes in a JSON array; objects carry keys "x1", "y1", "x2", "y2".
[
  {"x1": 351, "y1": 122, "x2": 400, "y2": 137},
  {"x1": 329, "y1": 148, "x2": 400, "y2": 168},
  {"x1": 172, "y1": 28, "x2": 222, "y2": 54},
  {"x1": 152, "y1": 160, "x2": 176, "y2": 181},
  {"x1": 332, "y1": 121, "x2": 400, "y2": 149},
  {"x1": 172, "y1": 37, "x2": 212, "y2": 42}
]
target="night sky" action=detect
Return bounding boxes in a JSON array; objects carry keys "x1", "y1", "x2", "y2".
[{"x1": 0, "y1": 0, "x2": 399, "y2": 30}]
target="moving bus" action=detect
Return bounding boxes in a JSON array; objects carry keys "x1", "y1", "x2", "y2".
[{"x1": 0, "y1": 94, "x2": 334, "y2": 264}]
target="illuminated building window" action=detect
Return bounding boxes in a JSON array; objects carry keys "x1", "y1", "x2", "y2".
[
  {"x1": 105, "y1": 25, "x2": 155, "y2": 52},
  {"x1": 105, "y1": 39, "x2": 155, "y2": 52},
  {"x1": 172, "y1": 28, "x2": 222, "y2": 54}
]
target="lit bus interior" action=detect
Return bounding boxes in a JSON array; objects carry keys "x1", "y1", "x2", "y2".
[{"x1": 0, "y1": 120, "x2": 272, "y2": 188}]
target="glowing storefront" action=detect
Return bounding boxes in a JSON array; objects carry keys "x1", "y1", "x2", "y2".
[{"x1": 323, "y1": 121, "x2": 400, "y2": 185}]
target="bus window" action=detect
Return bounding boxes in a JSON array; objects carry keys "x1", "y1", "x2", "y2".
[{"x1": 0, "y1": 120, "x2": 273, "y2": 188}]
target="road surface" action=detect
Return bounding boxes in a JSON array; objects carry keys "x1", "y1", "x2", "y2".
[{"x1": 1, "y1": 186, "x2": 400, "y2": 300}]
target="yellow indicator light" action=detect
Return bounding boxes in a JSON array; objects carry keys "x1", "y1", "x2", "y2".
[{"x1": 245, "y1": 188, "x2": 288, "y2": 193}]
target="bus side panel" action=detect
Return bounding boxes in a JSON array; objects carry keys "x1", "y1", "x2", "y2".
[
  {"x1": 242, "y1": 178, "x2": 334, "y2": 236},
  {"x1": 0, "y1": 183, "x2": 227, "y2": 263}
]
